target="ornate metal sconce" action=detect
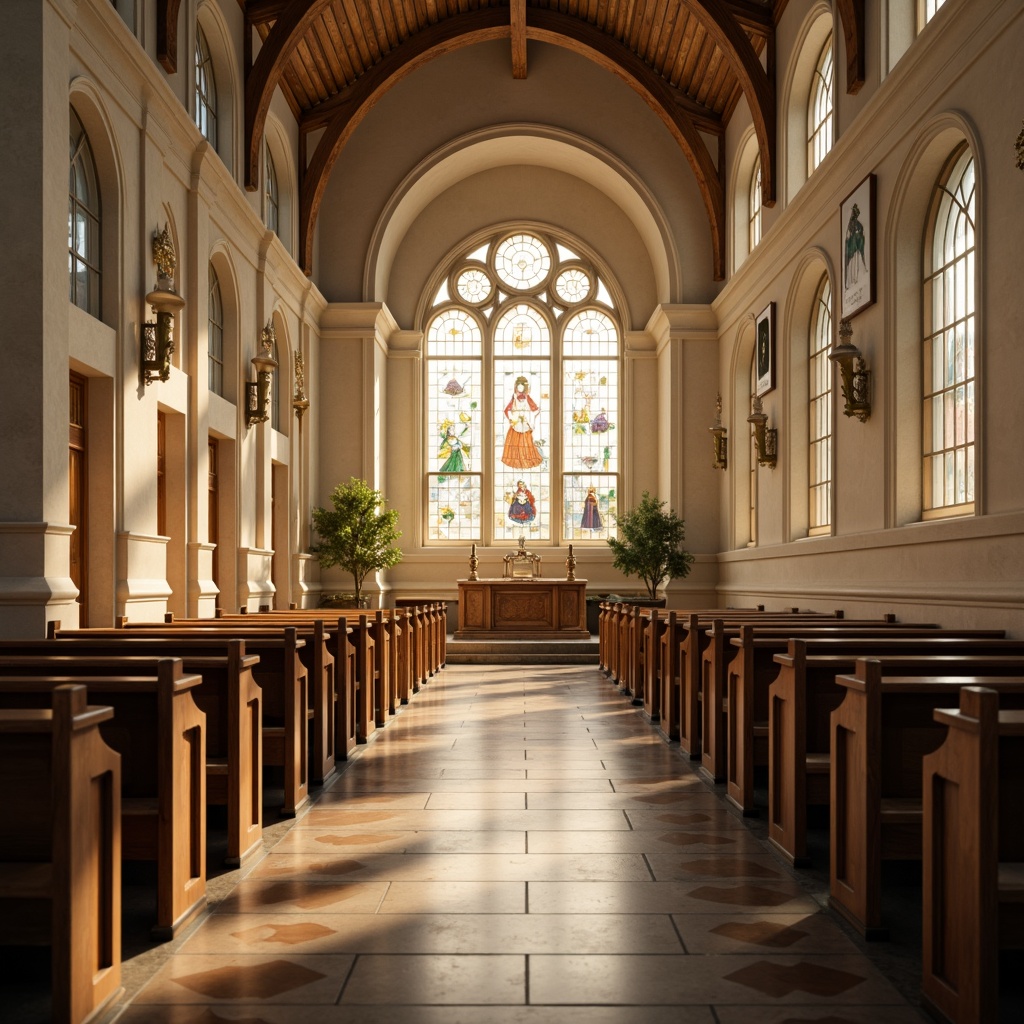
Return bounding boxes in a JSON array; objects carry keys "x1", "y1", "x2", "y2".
[
  {"x1": 292, "y1": 352, "x2": 310, "y2": 419},
  {"x1": 709, "y1": 392, "x2": 728, "y2": 470},
  {"x1": 748, "y1": 394, "x2": 777, "y2": 468},
  {"x1": 245, "y1": 320, "x2": 278, "y2": 426},
  {"x1": 142, "y1": 224, "x2": 184, "y2": 385},
  {"x1": 830, "y1": 318, "x2": 872, "y2": 421}
]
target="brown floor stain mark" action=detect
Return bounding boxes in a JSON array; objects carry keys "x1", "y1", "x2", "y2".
[
  {"x1": 688, "y1": 884, "x2": 801, "y2": 907},
  {"x1": 185, "y1": 1011, "x2": 273, "y2": 1024},
  {"x1": 307, "y1": 810, "x2": 397, "y2": 825},
  {"x1": 724, "y1": 960, "x2": 866, "y2": 997},
  {"x1": 250, "y1": 880, "x2": 375, "y2": 910},
  {"x1": 171, "y1": 959, "x2": 327, "y2": 999},
  {"x1": 258, "y1": 858, "x2": 366, "y2": 877},
  {"x1": 710, "y1": 920, "x2": 810, "y2": 948},
  {"x1": 657, "y1": 832, "x2": 736, "y2": 847},
  {"x1": 653, "y1": 812, "x2": 714, "y2": 825},
  {"x1": 633, "y1": 792, "x2": 700, "y2": 805},
  {"x1": 672, "y1": 857, "x2": 781, "y2": 878},
  {"x1": 230, "y1": 922, "x2": 336, "y2": 946},
  {"x1": 314, "y1": 833, "x2": 403, "y2": 846}
]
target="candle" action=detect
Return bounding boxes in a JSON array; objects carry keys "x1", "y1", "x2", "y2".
[
  {"x1": 568, "y1": 544, "x2": 573, "y2": 556},
  {"x1": 471, "y1": 543, "x2": 476, "y2": 557}
]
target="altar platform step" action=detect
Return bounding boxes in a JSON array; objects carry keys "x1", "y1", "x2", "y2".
[{"x1": 444, "y1": 636, "x2": 599, "y2": 665}]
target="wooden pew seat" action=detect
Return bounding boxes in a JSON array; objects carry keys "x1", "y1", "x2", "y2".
[{"x1": 0, "y1": 685, "x2": 122, "y2": 1024}]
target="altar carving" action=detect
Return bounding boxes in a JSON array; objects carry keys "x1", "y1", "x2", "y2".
[{"x1": 455, "y1": 577, "x2": 589, "y2": 639}]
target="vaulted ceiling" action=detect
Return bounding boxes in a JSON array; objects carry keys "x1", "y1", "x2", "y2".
[{"x1": 158, "y1": 1, "x2": 866, "y2": 280}]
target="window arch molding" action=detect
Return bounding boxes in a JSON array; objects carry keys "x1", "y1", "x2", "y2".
[
  {"x1": 782, "y1": 249, "x2": 836, "y2": 540},
  {"x1": 780, "y1": 4, "x2": 834, "y2": 203},
  {"x1": 728, "y1": 127, "x2": 761, "y2": 274},
  {"x1": 268, "y1": 307, "x2": 291, "y2": 439},
  {"x1": 419, "y1": 226, "x2": 624, "y2": 546},
  {"x1": 886, "y1": 113, "x2": 983, "y2": 526},
  {"x1": 725, "y1": 316, "x2": 758, "y2": 549},
  {"x1": 194, "y1": 0, "x2": 240, "y2": 175},
  {"x1": 263, "y1": 114, "x2": 295, "y2": 254},
  {"x1": 68, "y1": 80, "x2": 123, "y2": 331},
  {"x1": 208, "y1": 245, "x2": 241, "y2": 406}
]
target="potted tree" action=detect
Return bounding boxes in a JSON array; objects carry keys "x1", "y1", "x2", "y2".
[
  {"x1": 606, "y1": 490, "x2": 694, "y2": 603},
  {"x1": 311, "y1": 477, "x2": 402, "y2": 608}
]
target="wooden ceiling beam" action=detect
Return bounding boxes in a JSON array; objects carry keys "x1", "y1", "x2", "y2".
[
  {"x1": 156, "y1": 0, "x2": 183, "y2": 73},
  {"x1": 298, "y1": 8, "x2": 727, "y2": 279},
  {"x1": 244, "y1": 0, "x2": 335, "y2": 191},
  {"x1": 684, "y1": 0, "x2": 776, "y2": 207},
  {"x1": 511, "y1": 0, "x2": 528, "y2": 79},
  {"x1": 834, "y1": 0, "x2": 866, "y2": 94}
]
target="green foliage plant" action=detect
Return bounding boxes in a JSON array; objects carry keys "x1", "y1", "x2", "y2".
[
  {"x1": 606, "y1": 490, "x2": 694, "y2": 600},
  {"x1": 311, "y1": 478, "x2": 402, "y2": 606}
]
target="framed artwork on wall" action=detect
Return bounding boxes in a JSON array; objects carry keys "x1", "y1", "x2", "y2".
[
  {"x1": 840, "y1": 173, "x2": 876, "y2": 319},
  {"x1": 755, "y1": 301, "x2": 774, "y2": 397}
]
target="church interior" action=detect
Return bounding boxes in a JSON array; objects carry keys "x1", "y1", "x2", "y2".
[{"x1": 1, "y1": 0, "x2": 1023, "y2": 1020}]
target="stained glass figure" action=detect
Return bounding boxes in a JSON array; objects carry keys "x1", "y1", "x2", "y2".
[
  {"x1": 501, "y1": 376, "x2": 542, "y2": 469},
  {"x1": 438, "y1": 420, "x2": 469, "y2": 472},
  {"x1": 580, "y1": 487, "x2": 602, "y2": 530},
  {"x1": 507, "y1": 480, "x2": 537, "y2": 526}
]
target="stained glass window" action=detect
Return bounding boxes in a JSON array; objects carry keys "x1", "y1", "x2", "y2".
[
  {"x1": 808, "y1": 278, "x2": 832, "y2": 532},
  {"x1": 808, "y1": 39, "x2": 834, "y2": 175},
  {"x1": 424, "y1": 231, "x2": 619, "y2": 544},
  {"x1": 923, "y1": 145, "x2": 975, "y2": 516}
]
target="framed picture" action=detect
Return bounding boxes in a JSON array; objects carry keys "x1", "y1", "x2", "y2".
[
  {"x1": 754, "y1": 302, "x2": 774, "y2": 397},
  {"x1": 840, "y1": 173, "x2": 876, "y2": 319}
]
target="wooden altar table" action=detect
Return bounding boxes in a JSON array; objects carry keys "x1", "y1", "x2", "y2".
[{"x1": 455, "y1": 578, "x2": 589, "y2": 640}]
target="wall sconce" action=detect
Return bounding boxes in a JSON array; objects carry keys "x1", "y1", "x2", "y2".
[
  {"x1": 748, "y1": 394, "x2": 777, "y2": 468},
  {"x1": 709, "y1": 392, "x2": 728, "y2": 470},
  {"x1": 141, "y1": 223, "x2": 184, "y2": 385},
  {"x1": 292, "y1": 352, "x2": 310, "y2": 419},
  {"x1": 830, "y1": 318, "x2": 872, "y2": 421},
  {"x1": 245, "y1": 320, "x2": 278, "y2": 426}
]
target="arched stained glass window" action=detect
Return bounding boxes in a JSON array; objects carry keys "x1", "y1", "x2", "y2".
[
  {"x1": 923, "y1": 145, "x2": 975, "y2": 516},
  {"x1": 749, "y1": 158, "x2": 762, "y2": 253},
  {"x1": 808, "y1": 39, "x2": 834, "y2": 174},
  {"x1": 208, "y1": 264, "x2": 224, "y2": 396},
  {"x1": 195, "y1": 26, "x2": 217, "y2": 147},
  {"x1": 265, "y1": 146, "x2": 279, "y2": 234},
  {"x1": 808, "y1": 277, "x2": 833, "y2": 532},
  {"x1": 425, "y1": 231, "x2": 619, "y2": 543},
  {"x1": 69, "y1": 107, "x2": 100, "y2": 317}
]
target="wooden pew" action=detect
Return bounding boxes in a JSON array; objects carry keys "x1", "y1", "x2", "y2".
[
  {"x1": 922, "y1": 686, "x2": 1024, "y2": 1024},
  {"x1": 0, "y1": 685, "x2": 122, "y2": 1024},
  {"x1": 828, "y1": 659, "x2": 1024, "y2": 938},
  {"x1": 0, "y1": 660, "x2": 206, "y2": 938},
  {"x1": 37, "y1": 630, "x2": 310, "y2": 817},
  {"x1": 768, "y1": 637, "x2": 1024, "y2": 866},
  {"x1": 0, "y1": 645, "x2": 262, "y2": 866},
  {"x1": 120, "y1": 617, "x2": 339, "y2": 781},
  {"x1": 723, "y1": 623, "x2": 997, "y2": 814}
]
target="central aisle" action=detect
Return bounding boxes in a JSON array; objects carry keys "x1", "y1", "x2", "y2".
[{"x1": 120, "y1": 663, "x2": 925, "y2": 1022}]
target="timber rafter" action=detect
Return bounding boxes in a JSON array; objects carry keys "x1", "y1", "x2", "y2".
[
  {"x1": 835, "y1": 0, "x2": 866, "y2": 95},
  {"x1": 242, "y1": 0, "x2": 779, "y2": 281}
]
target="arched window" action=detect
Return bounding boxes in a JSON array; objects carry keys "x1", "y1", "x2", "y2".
[
  {"x1": 425, "y1": 231, "x2": 619, "y2": 544},
  {"x1": 195, "y1": 25, "x2": 217, "y2": 147},
  {"x1": 748, "y1": 158, "x2": 763, "y2": 253},
  {"x1": 69, "y1": 107, "x2": 101, "y2": 317},
  {"x1": 208, "y1": 264, "x2": 224, "y2": 396},
  {"x1": 808, "y1": 277, "x2": 833, "y2": 533},
  {"x1": 808, "y1": 38, "x2": 834, "y2": 175},
  {"x1": 265, "y1": 146, "x2": 279, "y2": 235},
  {"x1": 923, "y1": 145, "x2": 975, "y2": 517}
]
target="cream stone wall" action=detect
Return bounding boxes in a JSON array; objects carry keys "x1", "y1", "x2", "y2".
[{"x1": 0, "y1": 0, "x2": 1020, "y2": 635}]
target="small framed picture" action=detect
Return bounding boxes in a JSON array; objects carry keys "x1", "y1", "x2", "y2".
[
  {"x1": 840, "y1": 173, "x2": 876, "y2": 319},
  {"x1": 755, "y1": 302, "x2": 775, "y2": 397}
]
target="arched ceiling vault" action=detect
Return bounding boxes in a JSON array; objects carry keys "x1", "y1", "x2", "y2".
[{"x1": 230, "y1": 0, "x2": 865, "y2": 282}]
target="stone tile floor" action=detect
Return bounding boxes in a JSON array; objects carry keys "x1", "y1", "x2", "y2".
[{"x1": 111, "y1": 662, "x2": 934, "y2": 1023}]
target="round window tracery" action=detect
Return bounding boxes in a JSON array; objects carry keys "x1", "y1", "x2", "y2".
[
  {"x1": 455, "y1": 267, "x2": 493, "y2": 305},
  {"x1": 494, "y1": 233, "x2": 551, "y2": 290},
  {"x1": 554, "y1": 267, "x2": 591, "y2": 305}
]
